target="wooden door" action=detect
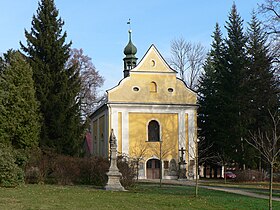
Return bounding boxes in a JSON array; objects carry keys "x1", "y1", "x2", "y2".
[{"x1": 146, "y1": 159, "x2": 160, "y2": 179}]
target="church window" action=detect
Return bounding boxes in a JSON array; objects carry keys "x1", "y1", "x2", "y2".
[
  {"x1": 168, "y1": 88, "x2": 174, "y2": 93},
  {"x1": 150, "y1": 82, "x2": 157, "y2": 93},
  {"x1": 151, "y1": 59, "x2": 156, "y2": 67},
  {"x1": 133, "y1": 86, "x2": 139, "y2": 91},
  {"x1": 148, "y1": 120, "x2": 160, "y2": 142}
]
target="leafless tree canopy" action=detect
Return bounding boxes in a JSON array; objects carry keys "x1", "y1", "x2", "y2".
[
  {"x1": 246, "y1": 109, "x2": 279, "y2": 210},
  {"x1": 258, "y1": 0, "x2": 280, "y2": 35},
  {"x1": 247, "y1": 110, "x2": 280, "y2": 164},
  {"x1": 169, "y1": 38, "x2": 206, "y2": 90},
  {"x1": 67, "y1": 48, "x2": 104, "y2": 118},
  {"x1": 258, "y1": 0, "x2": 280, "y2": 72}
]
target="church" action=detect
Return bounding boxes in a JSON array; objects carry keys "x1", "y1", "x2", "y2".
[{"x1": 89, "y1": 30, "x2": 198, "y2": 179}]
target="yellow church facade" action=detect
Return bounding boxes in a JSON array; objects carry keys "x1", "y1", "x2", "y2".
[{"x1": 90, "y1": 34, "x2": 198, "y2": 179}]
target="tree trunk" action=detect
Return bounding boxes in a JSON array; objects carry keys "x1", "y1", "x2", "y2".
[
  {"x1": 195, "y1": 156, "x2": 199, "y2": 197},
  {"x1": 269, "y1": 163, "x2": 273, "y2": 210}
]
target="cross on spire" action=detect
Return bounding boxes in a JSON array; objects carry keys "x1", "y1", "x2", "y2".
[{"x1": 127, "y1": 18, "x2": 132, "y2": 32}]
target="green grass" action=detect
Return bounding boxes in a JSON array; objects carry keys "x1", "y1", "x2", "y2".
[{"x1": 0, "y1": 183, "x2": 279, "y2": 210}]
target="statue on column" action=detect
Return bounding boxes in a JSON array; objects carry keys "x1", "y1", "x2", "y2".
[{"x1": 105, "y1": 129, "x2": 125, "y2": 191}]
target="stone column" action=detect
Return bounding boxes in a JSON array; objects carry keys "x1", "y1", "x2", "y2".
[{"x1": 105, "y1": 129, "x2": 125, "y2": 191}]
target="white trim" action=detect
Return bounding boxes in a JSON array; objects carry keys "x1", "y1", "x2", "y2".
[{"x1": 122, "y1": 110, "x2": 129, "y2": 154}]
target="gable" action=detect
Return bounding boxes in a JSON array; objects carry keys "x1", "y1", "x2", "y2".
[
  {"x1": 131, "y1": 45, "x2": 176, "y2": 74},
  {"x1": 107, "y1": 44, "x2": 196, "y2": 105}
]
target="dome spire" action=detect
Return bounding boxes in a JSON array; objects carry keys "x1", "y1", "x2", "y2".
[{"x1": 123, "y1": 19, "x2": 138, "y2": 78}]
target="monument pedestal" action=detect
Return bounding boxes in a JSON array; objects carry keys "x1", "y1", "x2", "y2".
[{"x1": 105, "y1": 130, "x2": 125, "y2": 191}]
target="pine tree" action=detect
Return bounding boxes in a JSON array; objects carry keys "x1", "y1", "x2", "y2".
[
  {"x1": 20, "y1": 0, "x2": 83, "y2": 155},
  {"x1": 0, "y1": 51, "x2": 40, "y2": 149}
]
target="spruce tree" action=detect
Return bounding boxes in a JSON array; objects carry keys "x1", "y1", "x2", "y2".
[
  {"x1": 198, "y1": 23, "x2": 229, "y2": 167},
  {"x1": 20, "y1": 0, "x2": 83, "y2": 155},
  {"x1": 247, "y1": 12, "x2": 279, "y2": 130},
  {"x1": 221, "y1": 3, "x2": 250, "y2": 168},
  {"x1": 0, "y1": 51, "x2": 40, "y2": 149}
]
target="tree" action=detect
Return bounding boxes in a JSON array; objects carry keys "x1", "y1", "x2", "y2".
[
  {"x1": 170, "y1": 38, "x2": 206, "y2": 90},
  {"x1": 258, "y1": 0, "x2": 280, "y2": 75},
  {"x1": 246, "y1": 110, "x2": 280, "y2": 210},
  {"x1": 67, "y1": 48, "x2": 104, "y2": 119},
  {"x1": 0, "y1": 51, "x2": 40, "y2": 149},
  {"x1": 246, "y1": 12, "x2": 279, "y2": 132},
  {"x1": 130, "y1": 139, "x2": 148, "y2": 180},
  {"x1": 221, "y1": 3, "x2": 251, "y2": 168},
  {"x1": 20, "y1": 0, "x2": 83, "y2": 155},
  {"x1": 258, "y1": 0, "x2": 280, "y2": 36},
  {"x1": 198, "y1": 23, "x2": 228, "y2": 167}
]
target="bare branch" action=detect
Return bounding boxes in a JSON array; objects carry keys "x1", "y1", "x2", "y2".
[{"x1": 169, "y1": 38, "x2": 206, "y2": 90}]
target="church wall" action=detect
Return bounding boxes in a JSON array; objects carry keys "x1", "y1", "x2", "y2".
[
  {"x1": 90, "y1": 108, "x2": 109, "y2": 157},
  {"x1": 128, "y1": 112, "x2": 179, "y2": 160},
  {"x1": 108, "y1": 73, "x2": 196, "y2": 105}
]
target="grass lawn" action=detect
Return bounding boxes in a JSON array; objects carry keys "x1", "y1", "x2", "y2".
[{"x1": 0, "y1": 183, "x2": 279, "y2": 210}]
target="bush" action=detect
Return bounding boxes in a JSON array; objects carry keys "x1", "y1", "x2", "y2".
[
  {"x1": 79, "y1": 157, "x2": 109, "y2": 186},
  {"x1": 117, "y1": 156, "x2": 136, "y2": 188},
  {"x1": 235, "y1": 170, "x2": 266, "y2": 182},
  {"x1": 25, "y1": 149, "x2": 110, "y2": 186},
  {"x1": 0, "y1": 143, "x2": 24, "y2": 187}
]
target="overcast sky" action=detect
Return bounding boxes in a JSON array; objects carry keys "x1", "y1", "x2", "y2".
[{"x1": 0, "y1": 0, "x2": 265, "y2": 92}]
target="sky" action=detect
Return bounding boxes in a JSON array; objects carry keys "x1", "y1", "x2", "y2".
[{"x1": 0, "y1": 0, "x2": 266, "y2": 93}]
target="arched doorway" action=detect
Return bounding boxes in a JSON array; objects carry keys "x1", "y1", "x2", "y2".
[{"x1": 146, "y1": 159, "x2": 161, "y2": 179}]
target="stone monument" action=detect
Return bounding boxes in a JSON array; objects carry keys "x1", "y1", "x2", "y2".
[{"x1": 105, "y1": 129, "x2": 125, "y2": 191}]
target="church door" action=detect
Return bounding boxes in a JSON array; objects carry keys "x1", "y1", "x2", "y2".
[{"x1": 146, "y1": 159, "x2": 161, "y2": 179}]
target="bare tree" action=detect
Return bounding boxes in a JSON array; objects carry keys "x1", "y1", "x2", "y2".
[
  {"x1": 246, "y1": 110, "x2": 280, "y2": 210},
  {"x1": 130, "y1": 139, "x2": 149, "y2": 180},
  {"x1": 151, "y1": 135, "x2": 176, "y2": 187},
  {"x1": 258, "y1": 0, "x2": 280, "y2": 35},
  {"x1": 67, "y1": 48, "x2": 104, "y2": 119},
  {"x1": 188, "y1": 133, "x2": 214, "y2": 197},
  {"x1": 169, "y1": 38, "x2": 206, "y2": 90},
  {"x1": 258, "y1": 0, "x2": 280, "y2": 74}
]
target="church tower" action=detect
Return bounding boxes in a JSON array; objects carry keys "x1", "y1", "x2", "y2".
[{"x1": 123, "y1": 29, "x2": 137, "y2": 78}]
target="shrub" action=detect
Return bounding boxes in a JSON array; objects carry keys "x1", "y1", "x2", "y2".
[
  {"x1": 117, "y1": 156, "x2": 136, "y2": 188},
  {"x1": 79, "y1": 157, "x2": 109, "y2": 186},
  {"x1": 0, "y1": 143, "x2": 24, "y2": 187},
  {"x1": 25, "y1": 149, "x2": 110, "y2": 186},
  {"x1": 235, "y1": 170, "x2": 266, "y2": 182}
]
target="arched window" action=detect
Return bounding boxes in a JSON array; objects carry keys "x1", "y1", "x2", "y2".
[
  {"x1": 150, "y1": 81, "x2": 157, "y2": 93},
  {"x1": 148, "y1": 120, "x2": 160, "y2": 142}
]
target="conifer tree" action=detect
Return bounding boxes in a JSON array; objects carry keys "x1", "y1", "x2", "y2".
[
  {"x1": 246, "y1": 12, "x2": 279, "y2": 131},
  {"x1": 0, "y1": 51, "x2": 40, "y2": 149},
  {"x1": 20, "y1": 0, "x2": 83, "y2": 155},
  {"x1": 198, "y1": 23, "x2": 229, "y2": 167},
  {"x1": 221, "y1": 3, "x2": 250, "y2": 168}
]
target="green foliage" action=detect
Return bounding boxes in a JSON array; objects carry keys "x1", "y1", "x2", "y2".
[
  {"x1": 0, "y1": 51, "x2": 40, "y2": 149},
  {"x1": 20, "y1": 0, "x2": 84, "y2": 155},
  {"x1": 198, "y1": 4, "x2": 279, "y2": 169},
  {"x1": 0, "y1": 143, "x2": 24, "y2": 187}
]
